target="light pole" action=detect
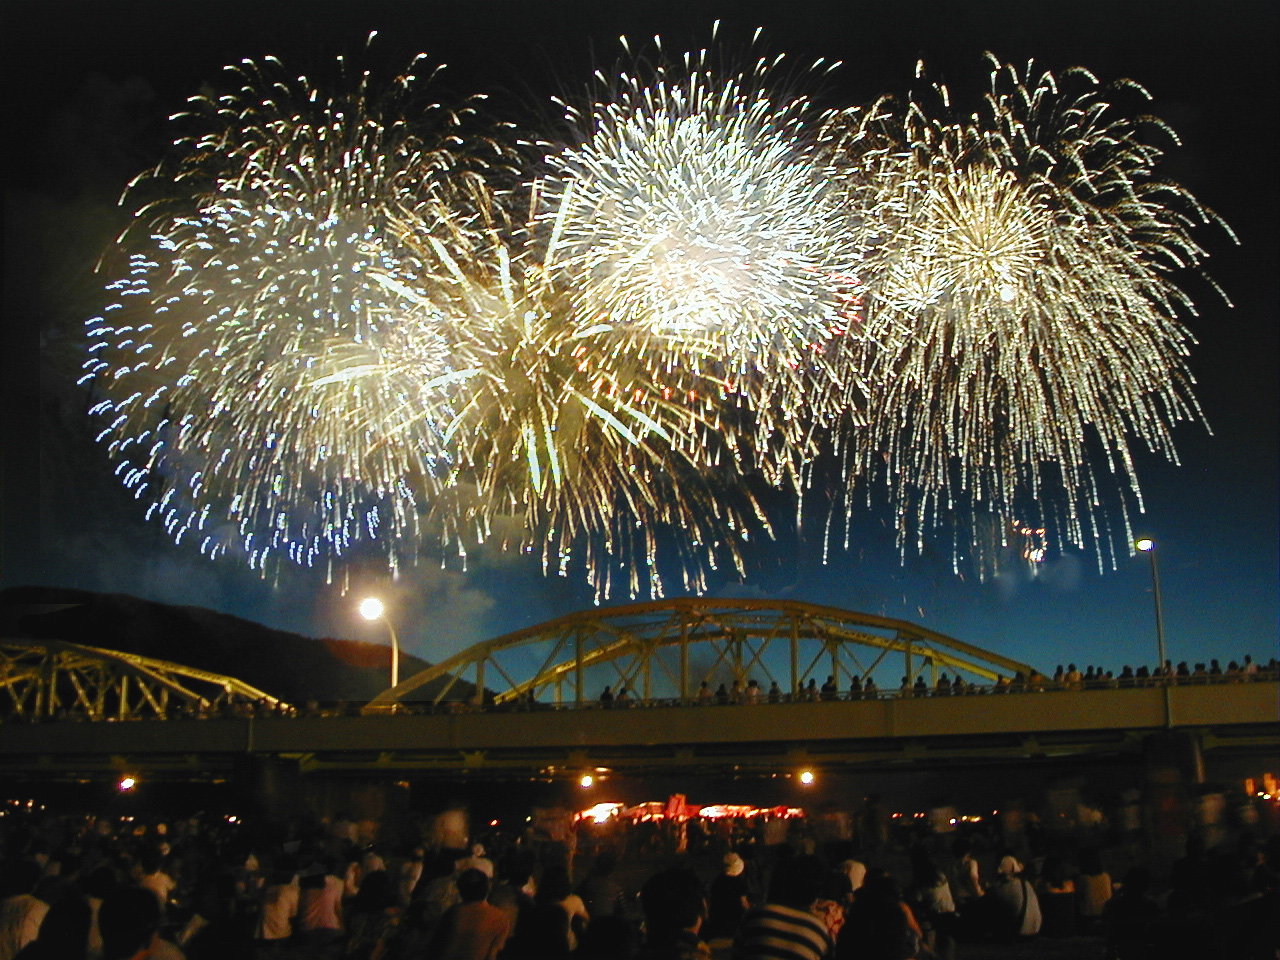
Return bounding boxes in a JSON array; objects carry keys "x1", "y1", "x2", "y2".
[
  {"x1": 1135, "y1": 538, "x2": 1172, "y2": 729},
  {"x1": 359, "y1": 597, "x2": 400, "y2": 690},
  {"x1": 1134, "y1": 539, "x2": 1167, "y2": 677}
]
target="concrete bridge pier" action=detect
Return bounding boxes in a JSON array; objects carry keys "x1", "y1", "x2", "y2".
[{"x1": 237, "y1": 755, "x2": 414, "y2": 838}]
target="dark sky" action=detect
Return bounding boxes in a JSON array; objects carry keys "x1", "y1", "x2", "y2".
[{"x1": 2, "y1": 0, "x2": 1275, "y2": 678}]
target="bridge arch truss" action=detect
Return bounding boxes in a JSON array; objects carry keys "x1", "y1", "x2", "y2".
[
  {"x1": 368, "y1": 598, "x2": 1037, "y2": 712},
  {"x1": 0, "y1": 638, "x2": 289, "y2": 721}
]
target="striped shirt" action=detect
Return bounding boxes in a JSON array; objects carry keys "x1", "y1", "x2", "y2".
[{"x1": 733, "y1": 903, "x2": 832, "y2": 960}]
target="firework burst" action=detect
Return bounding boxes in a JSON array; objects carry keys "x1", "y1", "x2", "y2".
[
  {"x1": 381, "y1": 199, "x2": 769, "y2": 600},
  {"x1": 825, "y1": 56, "x2": 1227, "y2": 571},
  {"x1": 536, "y1": 28, "x2": 867, "y2": 488},
  {"x1": 82, "y1": 45, "x2": 513, "y2": 571}
]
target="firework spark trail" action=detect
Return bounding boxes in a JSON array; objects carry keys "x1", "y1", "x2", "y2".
[
  {"x1": 382, "y1": 194, "x2": 771, "y2": 601},
  {"x1": 824, "y1": 56, "x2": 1227, "y2": 573},
  {"x1": 83, "y1": 45, "x2": 512, "y2": 572},
  {"x1": 537, "y1": 27, "x2": 868, "y2": 491},
  {"x1": 82, "y1": 36, "x2": 1227, "y2": 597}
]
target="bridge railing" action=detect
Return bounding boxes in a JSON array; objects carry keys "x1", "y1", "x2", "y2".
[{"x1": 5, "y1": 667, "x2": 1273, "y2": 721}]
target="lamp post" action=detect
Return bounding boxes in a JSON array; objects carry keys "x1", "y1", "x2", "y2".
[
  {"x1": 1135, "y1": 538, "x2": 1172, "y2": 729},
  {"x1": 359, "y1": 597, "x2": 400, "y2": 690},
  {"x1": 1134, "y1": 539, "x2": 1167, "y2": 677}
]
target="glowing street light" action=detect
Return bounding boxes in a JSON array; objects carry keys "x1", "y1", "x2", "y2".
[
  {"x1": 359, "y1": 597, "x2": 400, "y2": 690},
  {"x1": 1134, "y1": 539, "x2": 1167, "y2": 678},
  {"x1": 1135, "y1": 538, "x2": 1173, "y2": 729},
  {"x1": 798, "y1": 770, "x2": 816, "y2": 786}
]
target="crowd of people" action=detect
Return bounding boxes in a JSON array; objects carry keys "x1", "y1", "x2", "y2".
[
  {"x1": 597, "y1": 654, "x2": 1278, "y2": 708},
  {"x1": 2, "y1": 787, "x2": 1277, "y2": 960}
]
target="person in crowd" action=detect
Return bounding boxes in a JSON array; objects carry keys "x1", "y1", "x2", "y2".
[
  {"x1": 599, "y1": 686, "x2": 615, "y2": 709},
  {"x1": 1103, "y1": 867, "x2": 1161, "y2": 960},
  {"x1": 426, "y1": 868, "x2": 509, "y2": 960},
  {"x1": 487, "y1": 866, "x2": 534, "y2": 941},
  {"x1": 12, "y1": 893, "x2": 90, "y2": 960},
  {"x1": 535, "y1": 863, "x2": 589, "y2": 955},
  {"x1": 82, "y1": 864, "x2": 119, "y2": 960},
  {"x1": 134, "y1": 849, "x2": 176, "y2": 918},
  {"x1": 456, "y1": 844, "x2": 495, "y2": 879},
  {"x1": 733, "y1": 854, "x2": 830, "y2": 960},
  {"x1": 636, "y1": 866, "x2": 708, "y2": 960},
  {"x1": 703, "y1": 853, "x2": 750, "y2": 945},
  {"x1": 907, "y1": 848, "x2": 956, "y2": 959},
  {"x1": 1037, "y1": 855, "x2": 1076, "y2": 938},
  {"x1": 577, "y1": 915, "x2": 634, "y2": 960},
  {"x1": 766, "y1": 681, "x2": 781, "y2": 704},
  {"x1": 254, "y1": 855, "x2": 298, "y2": 955},
  {"x1": 950, "y1": 838, "x2": 983, "y2": 907},
  {"x1": 1076, "y1": 848, "x2": 1112, "y2": 932},
  {"x1": 0, "y1": 861, "x2": 49, "y2": 960},
  {"x1": 398, "y1": 844, "x2": 425, "y2": 906},
  {"x1": 418, "y1": 854, "x2": 462, "y2": 935},
  {"x1": 838, "y1": 857, "x2": 867, "y2": 897},
  {"x1": 812, "y1": 870, "x2": 851, "y2": 944},
  {"x1": 913, "y1": 676, "x2": 928, "y2": 698},
  {"x1": 344, "y1": 869, "x2": 401, "y2": 960},
  {"x1": 989, "y1": 854, "x2": 1041, "y2": 939},
  {"x1": 297, "y1": 858, "x2": 345, "y2": 953},
  {"x1": 696, "y1": 682, "x2": 712, "y2": 705},
  {"x1": 98, "y1": 887, "x2": 181, "y2": 960},
  {"x1": 839, "y1": 869, "x2": 926, "y2": 960},
  {"x1": 577, "y1": 852, "x2": 625, "y2": 920}
]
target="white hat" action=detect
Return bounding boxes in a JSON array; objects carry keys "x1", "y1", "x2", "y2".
[{"x1": 998, "y1": 855, "x2": 1023, "y2": 876}]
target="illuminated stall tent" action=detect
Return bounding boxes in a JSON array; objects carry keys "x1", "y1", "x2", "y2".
[{"x1": 365, "y1": 597, "x2": 1034, "y2": 712}]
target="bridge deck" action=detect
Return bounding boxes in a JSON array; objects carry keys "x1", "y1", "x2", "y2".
[{"x1": 2, "y1": 681, "x2": 1275, "y2": 778}]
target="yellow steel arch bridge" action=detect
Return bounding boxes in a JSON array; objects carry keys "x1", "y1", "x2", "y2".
[
  {"x1": 366, "y1": 598, "x2": 1037, "y2": 712},
  {"x1": 0, "y1": 638, "x2": 287, "y2": 721}
]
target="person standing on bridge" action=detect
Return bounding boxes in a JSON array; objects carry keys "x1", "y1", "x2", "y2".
[{"x1": 599, "y1": 687, "x2": 614, "y2": 709}]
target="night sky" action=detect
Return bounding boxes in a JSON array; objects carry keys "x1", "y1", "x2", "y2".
[{"x1": 2, "y1": 0, "x2": 1275, "y2": 679}]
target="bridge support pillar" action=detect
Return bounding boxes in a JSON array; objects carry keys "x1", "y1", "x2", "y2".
[
  {"x1": 1141, "y1": 729, "x2": 1206, "y2": 875},
  {"x1": 237, "y1": 757, "x2": 413, "y2": 838},
  {"x1": 1143, "y1": 729, "x2": 1205, "y2": 786}
]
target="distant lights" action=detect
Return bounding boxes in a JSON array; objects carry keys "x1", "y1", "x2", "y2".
[
  {"x1": 579, "y1": 774, "x2": 594, "y2": 788},
  {"x1": 1135, "y1": 538, "x2": 1155, "y2": 552},
  {"x1": 118, "y1": 776, "x2": 138, "y2": 792},
  {"x1": 798, "y1": 769, "x2": 815, "y2": 786}
]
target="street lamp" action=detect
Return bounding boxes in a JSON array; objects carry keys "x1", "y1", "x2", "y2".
[
  {"x1": 1136, "y1": 537, "x2": 1172, "y2": 732},
  {"x1": 1134, "y1": 539, "x2": 1167, "y2": 679},
  {"x1": 359, "y1": 597, "x2": 400, "y2": 690}
]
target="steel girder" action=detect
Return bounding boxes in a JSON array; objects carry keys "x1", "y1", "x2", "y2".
[
  {"x1": 365, "y1": 597, "x2": 1036, "y2": 712},
  {"x1": 0, "y1": 638, "x2": 288, "y2": 721}
]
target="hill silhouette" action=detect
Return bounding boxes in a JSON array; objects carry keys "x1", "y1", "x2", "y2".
[{"x1": 0, "y1": 585, "x2": 464, "y2": 704}]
